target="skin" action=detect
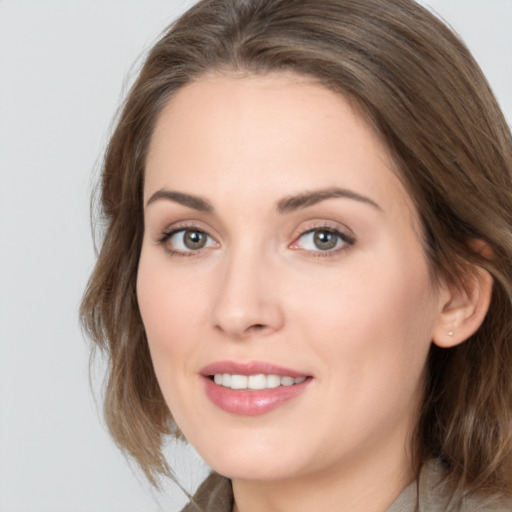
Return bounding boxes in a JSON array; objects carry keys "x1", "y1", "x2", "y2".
[{"x1": 137, "y1": 72, "x2": 471, "y2": 511}]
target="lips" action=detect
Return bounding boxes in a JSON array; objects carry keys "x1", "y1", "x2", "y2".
[{"x1": 201, "y1": 361, "x2": 311, "y2": 416}]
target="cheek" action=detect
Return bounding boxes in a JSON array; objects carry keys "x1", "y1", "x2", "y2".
[
  {"x1": 321, "y1": 259, "x2": 436, "y2": 437},
  {"x1": 136, "y1": 249, "x2": 205, "y2": 379},
  {"x1": 291, "y1": 245, "x2": 438, "y2": 387}
]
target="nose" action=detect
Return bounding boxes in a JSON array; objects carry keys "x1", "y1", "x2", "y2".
[{"x1": 211, "y1": 248, "x2": 285, "y2": 340}]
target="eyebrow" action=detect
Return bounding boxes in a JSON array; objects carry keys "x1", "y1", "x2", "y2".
[
  {"x1": 145, "y1": 186, "x2": 382, "y2": 214},
  {"x1": 276, "y1": 187, "x2": 382, "y2": 213},
  {"x1": 146, "y1": 189, "x2": 213, "y2": 212}
]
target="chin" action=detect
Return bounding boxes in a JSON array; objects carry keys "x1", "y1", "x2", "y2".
[
  {"x1": 188, "y1": 428, "x2": 308, "y2": 482},
  {"x1": 208, "y1": 455, "x2": 304, "y2": 482}
]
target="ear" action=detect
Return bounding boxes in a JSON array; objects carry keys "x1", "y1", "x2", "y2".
[{"x1": 432, "y1": 244, "x2": 493, "y2": 349}]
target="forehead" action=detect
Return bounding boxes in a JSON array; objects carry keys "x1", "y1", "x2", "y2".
[
  {"x1": 144, "y1": 71, "x2": 416, "y2": 224},
  {"x1": 147, "y1": 72, "x2": 388, "y2": 166}
]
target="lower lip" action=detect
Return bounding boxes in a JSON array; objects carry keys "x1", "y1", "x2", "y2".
[{"x1": 203, "y1": 377, "x2": 310, "y2": 416}]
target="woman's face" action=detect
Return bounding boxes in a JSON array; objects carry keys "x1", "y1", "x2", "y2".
[{"x1": 137, "y1": 73, "x2": 448, "y2": 483}]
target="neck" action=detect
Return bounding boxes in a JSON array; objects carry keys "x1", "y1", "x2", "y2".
[{"x1": 231, "y1": 441, "x2": 414, "y2": 512}]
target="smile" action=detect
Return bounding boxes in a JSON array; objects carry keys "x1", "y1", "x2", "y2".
[
  {"x1": 201, "y1": 361, "x2": 311, "y2": 416},
  {"x1": 213, "y1": 373, "x2": 306, "y2": 390}
]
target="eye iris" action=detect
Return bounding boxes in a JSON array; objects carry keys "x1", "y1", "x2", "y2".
[
  {"x1": 184, "y1": 230, "x2": 206, "y2": 249},
  {"x1": 313, "y1": 230, "x2": 338, "y2": 250}
]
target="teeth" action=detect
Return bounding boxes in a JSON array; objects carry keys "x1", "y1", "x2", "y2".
[
  {"x1": 248, "y1": 374, "x2": 266, "y2": 390},
  {"x1": 281, "y1": 376, "x2": 295, "y2": 386},
  {"x1": 212, "y1": 373, "x2": 306, "y2": 390},
  {"x1": 230, "y1": 375, "x2": 247, "y2": 390},
  {"x1": 266, "y1": 375, "x2": 281, "y2": 388}
]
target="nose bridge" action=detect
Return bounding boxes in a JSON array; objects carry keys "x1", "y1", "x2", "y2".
[{"x1": 211, "y1": 239, "x2": 284, "y2": 338}]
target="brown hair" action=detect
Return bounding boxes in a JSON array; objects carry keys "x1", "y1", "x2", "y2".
[{"x1": 80, "y1": 0, "x2": 512, "y2": 496}]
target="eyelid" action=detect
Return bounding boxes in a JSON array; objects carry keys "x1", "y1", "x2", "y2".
[
  {"x1": 154, "y1": 219, "x2": 355, "y2": 257},
  {"x1": 290, "y1": 220, "x2": 355, "y2": 242},
  {"x1": 155, "y1": 219, "x2": 216, "y2": 240},
  {"x1": 156, "y1": 222, "x2": 220, "y2": 256},
  {"x1": 289, "y1": 222, "x2": 356, "y2": 255}
]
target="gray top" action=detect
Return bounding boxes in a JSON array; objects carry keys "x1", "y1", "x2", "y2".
[
  {"x1": 182, "y1": 460, "x2": 512, "y2": 511},
  {"x1": 387, "y1": 460, "x2": 511, "y2": 511}
]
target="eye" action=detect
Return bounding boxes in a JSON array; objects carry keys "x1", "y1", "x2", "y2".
[
  {"x1": 160, "y1": 228, "x2": 218, "y2": 254},
  {"x1": 291, "y1": 227, "x2": 354, "y2": 253}
]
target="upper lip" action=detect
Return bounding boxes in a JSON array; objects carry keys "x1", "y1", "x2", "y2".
[{"x1": 200, "y1": 360, "x2": 309, "y2": 378}]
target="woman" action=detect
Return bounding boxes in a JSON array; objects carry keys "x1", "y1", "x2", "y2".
[{"x1": 80, "y1": 0, "x2": 512, "y2": 510}]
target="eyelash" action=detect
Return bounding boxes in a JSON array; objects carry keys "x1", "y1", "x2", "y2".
[
  {"x1": 157, "y1": 224, "x2": 216, "y2": 257},
  {"x1": 156, "y1": 224, "x2": 356, "y2": 258},
  {"x1": 290, "y1": 225, "x2": 355, "y2": 258}
]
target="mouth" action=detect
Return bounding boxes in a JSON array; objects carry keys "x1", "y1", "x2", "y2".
[
  {"x1": 201, "y1": 361, "x2": 312, "y2": 416},
  {"x1": 211, "y1": 373, "x2": 307, "y2": 390}
]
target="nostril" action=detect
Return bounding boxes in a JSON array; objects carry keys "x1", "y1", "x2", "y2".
[{"x1": 249, "y1": 324, "x2": 266, "y2": 331}]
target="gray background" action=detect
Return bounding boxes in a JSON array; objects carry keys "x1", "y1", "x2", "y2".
[{"x1": 1, "y1": 1, "x2": 511, "y2": 511}]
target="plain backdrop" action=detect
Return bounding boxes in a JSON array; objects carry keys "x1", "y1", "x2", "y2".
[{"x1": 0, "y1": 1, "x2": 511, "y2": 511}]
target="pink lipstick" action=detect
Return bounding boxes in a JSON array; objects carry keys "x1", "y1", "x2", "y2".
[{"x1": 201, "y1": 361, "x2": 311, "y2": 416}]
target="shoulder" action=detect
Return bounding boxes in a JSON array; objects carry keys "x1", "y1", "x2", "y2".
[
  {"x1": 388, "y1": 460, "x2": 512, "y2": 512},
  {"x1": 460, "y1": 491, "x2": 512, "y2": 512},
  {"x1": 181, "y1": 471, "x2": 233, "y2": 512},
  {"x1": 184, "y1": 462, "x2": 512, "y2": 512}
]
